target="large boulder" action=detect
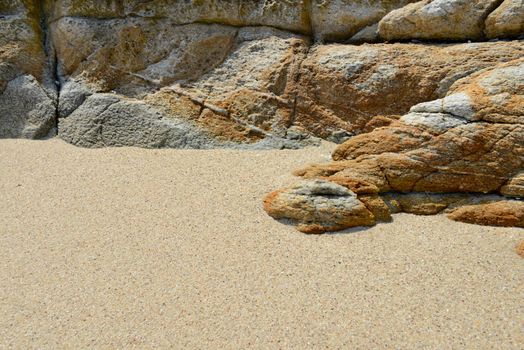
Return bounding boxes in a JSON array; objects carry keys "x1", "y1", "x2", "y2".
[
  {"x1": 264, "y1": 59, "x2": 524, "y2": 232},
  {"x1": 0, "y1": 0, "x2": 56, "y2": 139},
  {"x1": 379, "y1": 0, "x2": 504, "y2": 41}
]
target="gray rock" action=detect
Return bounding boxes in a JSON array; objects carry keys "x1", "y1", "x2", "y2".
[
  {"x1": 58, "y1": 93, "x2": 315, "y2": 150},
  {"x1": 401, "y1": 112, "x2": 467, "y2": 134},
  {"x1": 0, "y1": 75, "x2": 56, "y2": 139},
  {"x1": 347, "y1": 23, "x2": 380, "y2": 44},
  {"x1": 409, "y1": 92, "x2": 476, "y2": 120},
  {"x1": 59, "y1": 93, "x2": 220, "y2": 149}
]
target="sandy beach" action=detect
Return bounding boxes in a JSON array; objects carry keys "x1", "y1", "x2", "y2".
[{"x1": 1, "y1": 138, "x2": 523, "y2": 349}]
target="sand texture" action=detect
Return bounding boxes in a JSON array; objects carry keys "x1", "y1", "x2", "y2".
[{"x1": 1, "y1": 139, "x2": 523, "y2": 349}]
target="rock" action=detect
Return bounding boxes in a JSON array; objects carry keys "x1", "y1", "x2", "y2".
[
  {"x1": 3, "y1": 1, "x2": 524, "y2": 146},
  {"x1": 59, "y1": 93, "x2": 217, "y2": 149},
  {"x1": 447, "y1": 201, "x2": 524, "y2": 227},
  {"x1": 501, "y1": 172, "x2": 524, "y2": 198},
  {"x1": 0, "y1": 75, "x2": 56, "y2": 138},
  {"x1": 263, "y1": 180, "x2": 376, "y2": 233},
  {"x1": 0, "y1": 0, "x2": 57, "y2": 139},
  {"x1": 264, "y1": 59, "x2": 524, "y2": 232},
  {"x1": 516, "y1": 240, "x2": 524, "y2": 258},
  {"x1": 379, "y1": 0, "x2": 503, "y2": 41},
  {"x1": 310, "y1": 0, "x2": 418, "y2": 41},
  {"x1": 485, "y1": 0, "x2": 524, "y2": 39},
  {"x1": 381, "y1": 193, "x2": 505, "y2": 215},
  {"x1": 292, "y1": 41, "x2": 523, "y2": 140},
  {"x1": 347, "y1": 23, "x2": 380, "y2": 44}
]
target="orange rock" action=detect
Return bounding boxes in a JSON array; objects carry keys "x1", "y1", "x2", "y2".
[
  {"x1": 516, "y1": 240, "x2": 524, "y2": 258},
  {"x1": 264, "y1": 59, "x2": 524, "y2": 233},
  {"x1": 292, "y1": 42, "x2": 524, "y2": 140},
  {"x1": 447, "y1": 201, "x2": 524, "y2": 228},
  {"x1": 263, "y1": 180, "x2": 376, "y2": 234}
]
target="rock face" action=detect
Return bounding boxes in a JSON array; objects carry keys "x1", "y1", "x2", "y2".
[
  {"x1": 0, "y1": 0, "x2": 56, "y2": 139},
  {"x1": 264, "y1": 59, "x2": 524, "y2": 232},
  {"x1": 46, "y1": 0, "x2": 311, "y2": 34},
  {"x1": 51, "y1": 17, "x2": 312, "y2": 149},
  {"x1": 53, "y1": 21, "x2": 524, "y2": 146},
  {"x1": 2, "y1": 0, "x2": 523, "y2": 146}
]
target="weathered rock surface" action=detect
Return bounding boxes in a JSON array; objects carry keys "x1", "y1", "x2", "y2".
[
  {"x1": 264, "y1": 59, "x2": 524, "y2": 232},
  {"x1": 263, "y1": 180, "x2": 376, "y2": 233},
  {"x1": 52, "y1": 19, "x2": 524, "y2": 147},
  {"x1": 46, "y1": 0, "x2": 312, "y2": 34},
  {"x1": 51, "y1": 18, "x2": 314, "y2": 148},
  {"x1": 379, "y1": 0, "x2": 504, "y2": 41},
  {"x1": 2, "y1": 0, "x2": 524, "y2": 145},
  {"x1": 485, "y1": 0, "x2": 524, "y2": 39},
  {"x1": 311, "y1": 0, "x2": 418, "y2": 41},
  {"x1": 292, "y1": 41, "x2": 523, "y2": 141},
  {"x1": 447, "y1": 201, "x2": 524, "y2": 228},
  {"x1": 0, "y1": 0, "x2": 56, "y2": 138}
]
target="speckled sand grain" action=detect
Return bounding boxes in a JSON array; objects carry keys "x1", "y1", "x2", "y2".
[{"x1": 1, "y1": 139, "x2": 523, "y2": 349}]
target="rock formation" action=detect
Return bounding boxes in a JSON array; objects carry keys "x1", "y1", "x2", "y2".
[
  {"x1": 2, "y1": 0, "x2": 523, "y2": 146},
  {"x1": 1, "y1": 1, "x2": 524, "y2": 229},
  {"x1": 265, "y1": 59, "x2": 524, "y2": 232},
  {"x1": 485, "y1": 0, "x2": 524, "y2": 39}
]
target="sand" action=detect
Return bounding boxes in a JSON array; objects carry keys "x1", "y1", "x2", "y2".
[{"x1": 1, "y1": 138, "x2": 523, "y2": 349}]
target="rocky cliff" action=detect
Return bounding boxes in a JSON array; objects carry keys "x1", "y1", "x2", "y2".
[{"x1": 1, "y1": 0, "x2": 523, "y2": 229}]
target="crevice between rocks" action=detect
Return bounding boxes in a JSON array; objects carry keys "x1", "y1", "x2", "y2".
[
  {"x1": 38, "y1": 1, "x2": 60, "y2": 136},
  {"x1": 481, "y1": 0, "x2": 507, "y2": 38}
]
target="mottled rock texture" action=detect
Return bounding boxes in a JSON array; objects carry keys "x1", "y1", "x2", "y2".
[
  {"x1": 311, "y1": 0, "x2": 419, "y2": 41},
  {"x1": 2, "y1": 0, "x2": 523, "y2": 146},
  {"x1": 2, "y1": 1, "x2": 524, "y2": 230},
  {"x1": 263, "y1": 180, "x2": 376, "y2": 233},
  {"x1": 292, "y1": 41, "x2": 523, "y2": 141},
  {"x1": 265, "y1": 59, "x2": 524, "y2": 232},
  {"x1": 52, "y1": 19, "x2": 313, "y2": 149},
  {"x1": 378, "y1": 0, "x2": 504, "y2": 41},
  {"x1": 0, "y1": 0, "x2": 56, "y2": 138},
  {"x1": 448, "y1": 201, "x2": 524, "y2": 228},
  {"x1": 485, "y1": 0, "x2": 524, "y2": 39}
]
